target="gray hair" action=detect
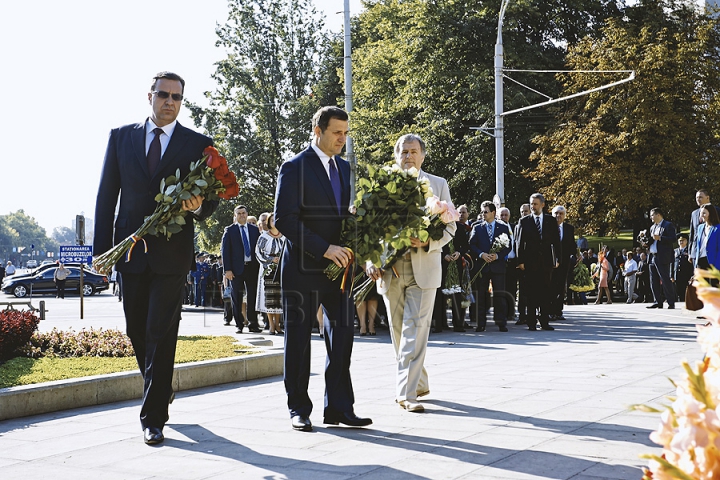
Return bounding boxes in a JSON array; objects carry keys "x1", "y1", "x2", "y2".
[
  {"x1": 394, "y1": 134, "x2": 426, "y2": 156},
  {"x1": 551, "y1": 205, "x2": 566, "y2": 214},
  {"x1": 499, "y1": 207, "x2": 510, "y2": 216}
]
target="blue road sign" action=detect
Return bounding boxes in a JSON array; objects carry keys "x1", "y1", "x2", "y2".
[{"x1": 59, "y1": 245, "x2": 93, "y2": 264}]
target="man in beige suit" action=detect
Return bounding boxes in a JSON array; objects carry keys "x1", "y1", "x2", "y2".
[{"x1": 367, "y1": 134, "x2": 455, "y2": 413}]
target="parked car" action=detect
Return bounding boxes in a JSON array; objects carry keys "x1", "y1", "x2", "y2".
[
  {"x1": 26, "y1": 260, "x2": 38, "y2": 268},
  {"x1": 1, "y1": 262, "x2": 84, "y2": 288},
  {"x1": 40, "y1": 260, "x2": 54, "y2": 266},
  {"x1": 2, "y1": 267, "x2": 109, "y2": 298}
]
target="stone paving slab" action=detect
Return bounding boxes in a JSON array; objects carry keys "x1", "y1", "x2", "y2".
[{"x1": 0, "y1": 293, "x2": 704, "y2": 479}]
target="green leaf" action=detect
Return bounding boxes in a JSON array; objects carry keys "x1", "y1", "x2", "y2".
[{"x1": 195, "y1": 179, "x2": 208, "y2": 187}]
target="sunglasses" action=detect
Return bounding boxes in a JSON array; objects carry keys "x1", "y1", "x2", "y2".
[{"x1": 152, "y1": 90, "x2": 183, "y2": 102}]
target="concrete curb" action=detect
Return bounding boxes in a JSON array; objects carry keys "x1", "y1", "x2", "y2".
[{"x1": 0, "y1": 349, "x2": 283, "y2": 421}]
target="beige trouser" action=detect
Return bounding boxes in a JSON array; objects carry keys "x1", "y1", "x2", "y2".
[{"x1": 381, "y1": 256, "x2": 435, "y2": 402}]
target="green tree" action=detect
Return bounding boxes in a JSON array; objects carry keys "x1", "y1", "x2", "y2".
[
  {"x1": 350, "y1": 0, "x2": 623, "y2": 218},
  {"x1": 52, "y1": 226, "x2": 76, "y2": 246},
  {"x1": 0, "y1": 211, "x2": 56, "y2": 265},
  {"x1": 188, "y1": 0, "x2": 335, "y2": 252},
  {"x1": 528, "y1": 0, "x2": 720, "y2": 235}
]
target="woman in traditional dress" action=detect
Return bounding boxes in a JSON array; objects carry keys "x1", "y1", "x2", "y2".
[{"x1": 255, "y1": 212, "x2": 285, "y2": 334}]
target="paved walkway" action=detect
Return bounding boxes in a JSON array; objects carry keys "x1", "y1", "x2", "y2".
[{"x1": 0, "y1": 293, "x2": 701, "y2": 479}]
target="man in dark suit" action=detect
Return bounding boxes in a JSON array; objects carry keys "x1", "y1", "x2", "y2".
[
  {"x1": 469, "y1": 201, "x2": 512, "y2": 332},
  {"x1": 515, "y1": 203, "x2": 531, "y2": 325},
  {"x1": 646, "y1": 207, "x2": 677, "y2": 309},
  {"x1": 93, "y1": 72, "x2": 217, "y2": 445},
  {"x1": 550, "y1": 205, "x2": 576, "y2": 321},
  {"x1": 274, "y1": 106, "x2": 371, "y2": 432},
  {"x1": 438, "y1": 205, "x2": 471, "y2": 332},
  {"x1": 221, "y1": 205, "x2": 261, "y2": 333},
  {"x1": 515, "y1": 193, "x2": 561, "y2": 331},
  {"x1": 636, "y1": 252, "x2": 651, "y2": 302}
]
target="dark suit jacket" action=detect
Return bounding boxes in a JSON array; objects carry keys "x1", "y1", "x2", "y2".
[
  {"x1": 558, "y1": 223, "x2": 576, "y2": 268},
  {"x1": 221, "y1": 223, "x2": 260, "y2": 277},
  {"x1": 516, "y1": 214, "x2": 561, "y2": 271},
  {"x1": 647, "y1": 219, "x2": 676, "y2": 265},
  {"x1": 443, "y1": 221, "x2": 470, "y2": 258},
  {"x1": 469, "y1": 220, "x2": 512, "y2": 274},
  {"x1": 275, "y1": 145, "x2": 351, "y2": 292},
  {"x1": 94, "y1": 121, "x2": 216, "y2": 275}
]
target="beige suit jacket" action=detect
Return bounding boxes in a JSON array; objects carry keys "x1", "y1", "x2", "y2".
[{"x1": 377, "y1": 170, "x2": 456, "y2": 293}]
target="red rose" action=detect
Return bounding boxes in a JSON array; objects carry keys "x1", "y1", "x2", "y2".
[
  {"x1": 220, "y1": 171, "x2": 237, "y2": 188},
  {"x1": 203, "y1": 146, "x2": 222, "y2": 168},
  {"x1": 213, "y1": 162, "x2": 230, "y2": 178},
  {"x1": 220, "y1": 181, "x2": 239, "y2": 199}
]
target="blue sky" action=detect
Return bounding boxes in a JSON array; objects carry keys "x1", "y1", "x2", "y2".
[{"x1": 0, "y1": 0, "x2": 361, "y2": 235}]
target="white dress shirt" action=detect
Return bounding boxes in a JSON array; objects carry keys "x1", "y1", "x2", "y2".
[
  {"x1": 311, "y1": 143, "x2": 334, "y2": 181},
  {"x1": 145, "y1": 118, "x2": 177, "y2": 157}
]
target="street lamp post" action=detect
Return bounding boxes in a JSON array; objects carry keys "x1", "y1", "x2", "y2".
[{"x1": 494, "y1": 0, "x2": 511, "y2": 206}]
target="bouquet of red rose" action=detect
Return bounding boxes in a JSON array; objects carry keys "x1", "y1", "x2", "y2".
[{"x1": 93, "y1": 146, "x2": 239, "y2": 274}]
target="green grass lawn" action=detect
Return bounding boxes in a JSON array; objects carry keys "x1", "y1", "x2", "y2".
[
  {"x1": 584, "y1": 231, "x2": 635, "y2": 252},
  {"x1": 0, "y1": 335, "x2": 255, "y2": 388}
]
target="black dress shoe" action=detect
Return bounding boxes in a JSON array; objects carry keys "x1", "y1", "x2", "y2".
[
  {"x1": 499, "y1": 326, "x2": 508, "y2": 332},
  {"x1": 248, "y1": 327, "x2": 262, "y2": 333},
  {"x1": 475, "y1": 326, "x2": 485, "y2": 332},
  {"x1": 291, "y1": 415, "x2": 313, "y2": 432},
  {"x1": 516, "y1": 319, "x2": 526, "y2": 325},
  {"x1": 323, "y1": 411, "x2": 373, "y2": 427},
  {"x1": 668, "y1": 305, "x2": 675, "y2": 310},
  {"x1": 541, "y1": 325, "x2": 555, "y2": 331},
  {"x1": 646, "y1": 304, "x2": 662, "y2": 309},
  {"x1": 144, "y1": 427, "x2": 164, "y2": 445},
  {"x1": 556, "y1": 315, "x2": 566, "y2": 321},
  {"x1": 527, "y1": 325, "x2": 537, "y2": 331}
]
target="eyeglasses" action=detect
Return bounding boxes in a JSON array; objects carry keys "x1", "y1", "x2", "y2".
[
  {"x1": 481, "y1": 210, "x2": 492, "y2": 214},
  {"x1": 152, "y1": 90, "x2": 183, "y2": 102}
]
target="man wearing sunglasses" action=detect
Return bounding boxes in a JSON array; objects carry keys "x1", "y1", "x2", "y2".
[{"x1": 94, "y1": 71, "x2": 217, "y2": 446}]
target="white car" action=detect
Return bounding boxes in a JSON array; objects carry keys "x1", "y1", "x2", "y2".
[{"x1": 26, "y1": 260, "x2": 38, "y2": 268}]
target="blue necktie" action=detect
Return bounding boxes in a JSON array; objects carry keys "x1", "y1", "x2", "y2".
[
  {"x1": 329, "y1": 158, "x2": 342, "y2": 214},
  {"x1": 486, "y1": 222, "x2": 493, "y2": 240},
  {"x1": 240, "y1": 225, "x2": 251, "y2": 257}
]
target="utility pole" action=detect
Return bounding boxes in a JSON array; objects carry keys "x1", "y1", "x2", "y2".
[{"x1": 343, "y1": 0, "x2": 356, "y2": 202}]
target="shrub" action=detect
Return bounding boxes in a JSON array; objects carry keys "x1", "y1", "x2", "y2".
[
  {"x1": 0, "y1": 310, "x2": 40, "y2": 360},
  {"x1": 16, "y1": 327, "x2": 135, "y2": 359}
]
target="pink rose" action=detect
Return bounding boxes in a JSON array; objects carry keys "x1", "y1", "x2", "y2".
[
  {"x1": 440, "y1": 207, "x2": 460, "y2": 224},
  {"x1": 426, "y1": 196, "x2": 443, "y2": 215}
]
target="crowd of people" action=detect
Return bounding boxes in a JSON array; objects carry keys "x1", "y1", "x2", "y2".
[{"x1": 93, "y1": 70, "x2": 718, "y2": 446}]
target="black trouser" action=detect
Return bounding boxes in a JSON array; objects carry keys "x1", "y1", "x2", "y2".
[
  {"x1": 56, "y1": 279, "x2": 66, "y2": 299},
  {"x1": 473, "y1": 271, "x2": 507, "y2": 329},
  {"x1": 525, "y1": 266, "x2": 553, "y2": 328},
  {"x1": 649, "y1": 255, "x2": 676, "y2": 307},
  {"x1": 122, "y1": 270, "x2": 184, "y2": 430},
  {"x1": 230, "y1": 264, "x2": 259, "y2": 329},
  {"x1": 283, "y1": 284, "x2": 355, "y2": 418},
  {"x1": 550, "y1": 263, "x2": 570, "y2": 316}
]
